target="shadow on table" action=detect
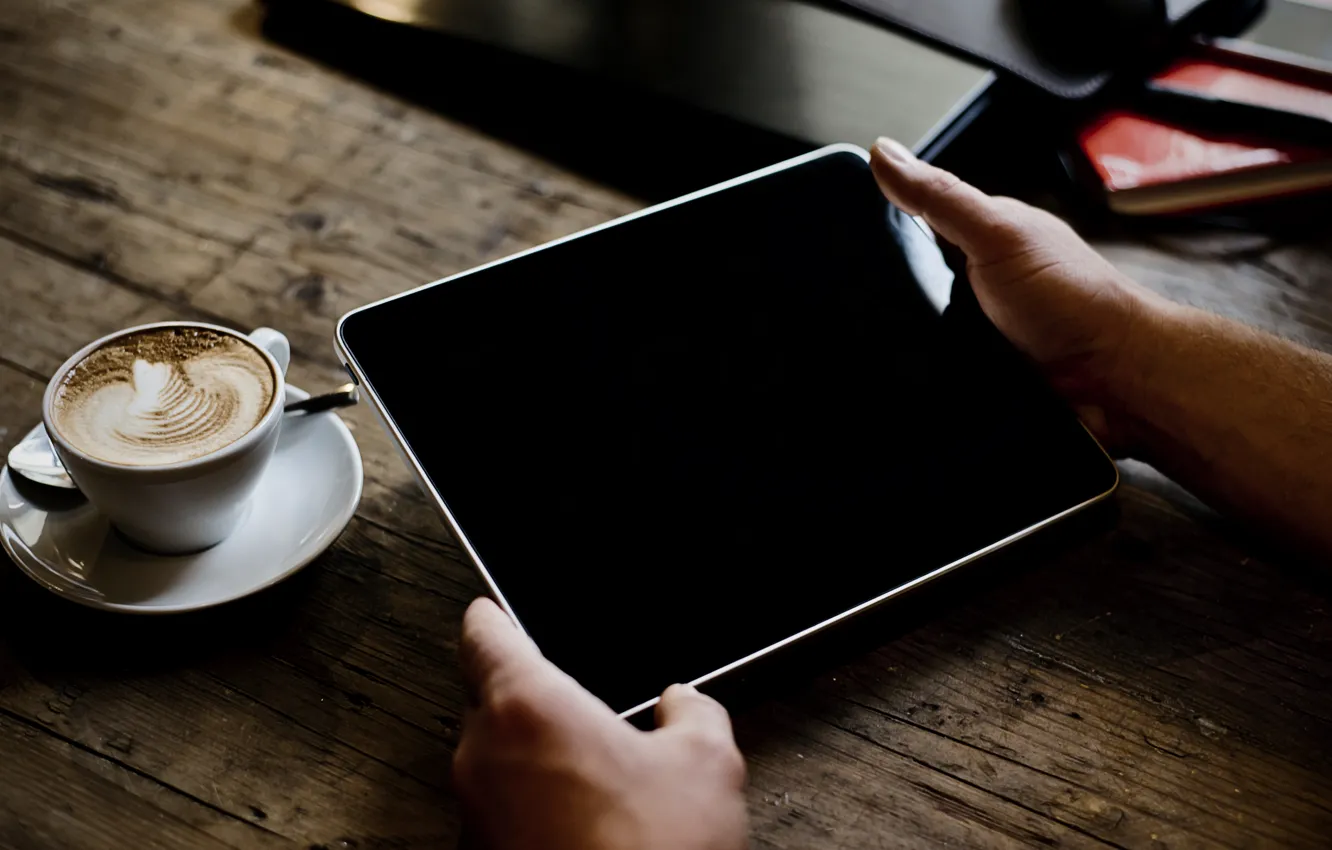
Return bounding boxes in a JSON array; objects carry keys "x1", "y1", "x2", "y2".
[{"x1": 0, "y1": 552, "x2": 321, "y2": 674}]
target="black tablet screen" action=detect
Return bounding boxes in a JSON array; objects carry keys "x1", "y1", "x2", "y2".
[{"x1": 339, "y1": 150, "x2": 1117, "y2": 714}]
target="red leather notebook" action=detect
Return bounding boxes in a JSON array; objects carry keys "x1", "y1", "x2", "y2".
[
  {"x1": 1156, "y1": 56, "x2": 1332, "y2": 120},
  {"x1": 1077, "y1": 52, "x2": 1332, "y2": 214}
]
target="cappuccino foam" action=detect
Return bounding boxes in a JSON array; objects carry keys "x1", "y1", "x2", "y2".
[{"x1": 52, "y1": 328, "x2": 276, "y2": 466}]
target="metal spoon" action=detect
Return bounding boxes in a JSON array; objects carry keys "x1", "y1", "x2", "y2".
[
  {"x1": 6, "y1": 427, "x2": 74, "y2": 489},
  {"x1": 283, "y1": 383, "x2": 358, "y2": 415},
  {"x1": 5, "y1": 384, "x2": 359, "y2": 490}
]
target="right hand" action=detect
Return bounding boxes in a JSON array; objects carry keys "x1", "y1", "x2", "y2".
[
  {"x1": 454, "y1": 598, "x2": 750, "y2": 850},
  {"x1": 869, "y1": 137, "x2": 1164, "y2": 450}
]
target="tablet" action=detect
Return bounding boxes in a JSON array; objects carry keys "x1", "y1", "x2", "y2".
[{"x1": 336, "y1": 145, "x2": 1118, "y2": 717}]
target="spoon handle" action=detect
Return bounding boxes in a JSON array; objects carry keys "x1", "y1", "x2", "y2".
[{"x1": 284, "y1": 384, "x2": 358, "y2": 415}]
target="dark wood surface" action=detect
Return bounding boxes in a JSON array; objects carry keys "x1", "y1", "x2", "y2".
[{"x1": 2, "y1": 1, "x2": 1332, "y2": 848}]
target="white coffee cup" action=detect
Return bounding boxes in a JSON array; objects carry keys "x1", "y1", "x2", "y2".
[{"x1": 42, "y1": 322, "x2": 292, "y2": 554}]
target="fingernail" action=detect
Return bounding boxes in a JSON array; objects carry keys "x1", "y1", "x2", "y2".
[{"x1": 873, "y1": 137, "x2": 915, "y2": 165}]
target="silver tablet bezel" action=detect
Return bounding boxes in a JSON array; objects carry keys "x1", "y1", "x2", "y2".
[{"x1": 335, "y1": 143, "x2": 1119, "y2": 719}]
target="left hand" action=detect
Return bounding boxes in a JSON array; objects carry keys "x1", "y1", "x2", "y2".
[{"x1": 453, "y1": 598, "x2": 750, "y2": 850}]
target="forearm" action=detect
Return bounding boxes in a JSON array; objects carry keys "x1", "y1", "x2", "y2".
[{"x1": 1111, "y1": 297, "x2": 1332, "y2": 559}]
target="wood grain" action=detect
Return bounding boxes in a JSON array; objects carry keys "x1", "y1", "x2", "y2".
[{"x1": 1, "y1": 0, "x2": 1331, "y2": 847}]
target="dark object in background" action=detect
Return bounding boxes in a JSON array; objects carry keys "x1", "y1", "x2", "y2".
[
  {"x1": 259, "y1": 0, "x2": 813, "y2": 202},
  {"x1": 260, "y1": 0, "x2": 997, "y2": 182},
  {"x1": 1018, "y1": 0, "x2": 1170, "y2": 71}
]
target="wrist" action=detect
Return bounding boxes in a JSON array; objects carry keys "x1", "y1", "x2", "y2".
[
  {"x1": 1043, "y1": 280, "x2": 1175, "y2": 457},
  {"x1": 1093, "y1": 287, "x2": 1184, "y2": 459}
]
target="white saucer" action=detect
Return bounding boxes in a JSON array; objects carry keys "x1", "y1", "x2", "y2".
[{"x1": 0, "y1": 385, "x2": 363, "y2": 613}]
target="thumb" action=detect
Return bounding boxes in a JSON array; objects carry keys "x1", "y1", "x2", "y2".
[
  {"x1": 654, "y1": 684, "x2": 746, "y2": 787},
  {"x1": 869, "y1": 137, "x2": 1017, "y2": 262},
  {"x1": 655, "y1": 683, "x2": 735, "y2": 741},
  {"x1": 459, "y1": 597, "x2": 544, "y2": 700}
]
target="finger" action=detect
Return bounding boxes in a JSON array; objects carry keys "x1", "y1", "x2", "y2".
[
  {"x1": 869, "y1": 137, "x2": 1016, "y2": 260},
  {"x1": 654, "y1": 683, "x2": 734, "y2": 740},
  {"x1": 459, "y1": 597, "x2": 544, "y2": 699}
]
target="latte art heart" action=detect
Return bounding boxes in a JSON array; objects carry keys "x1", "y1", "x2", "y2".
[
  {"x1": 111, "y1": 359, "x2": 248, "y2": 450},
  {"x1": 52, "y1": 328, "x2": 276, "y2": 466}
]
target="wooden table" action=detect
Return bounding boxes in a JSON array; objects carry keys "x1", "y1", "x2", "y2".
[{"x1": 2, "y1": 1, "x2": 1331, "y2": 847}]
